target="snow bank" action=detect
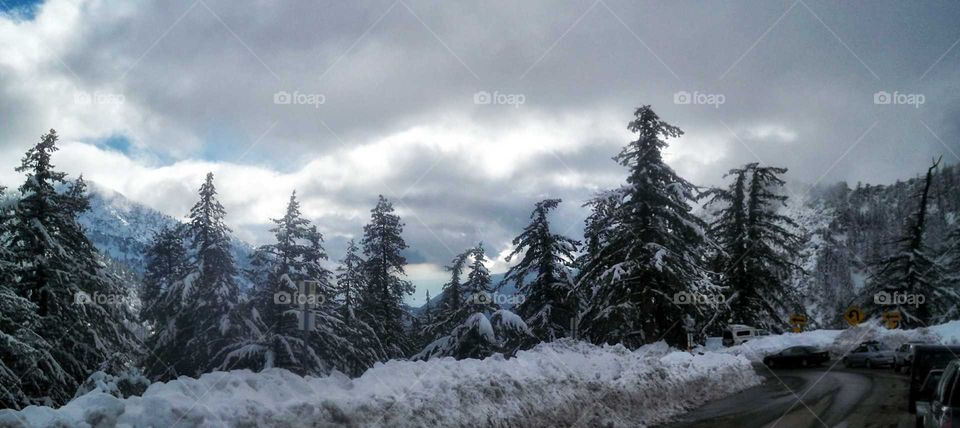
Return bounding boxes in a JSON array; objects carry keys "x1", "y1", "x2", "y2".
[
  {"x1": 719, "y1": 329, "x2": 843, "y2": 361},
  {"x1": 722, "y1": 321, "x2": 960, "y2": 362},
  {"x1": 0, "y1": 340, "x2": 761, "y2": 428}
]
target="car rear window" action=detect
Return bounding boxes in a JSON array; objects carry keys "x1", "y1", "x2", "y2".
[{"x1": 914, "y1": 350, "x2": 960, "y2": 385}]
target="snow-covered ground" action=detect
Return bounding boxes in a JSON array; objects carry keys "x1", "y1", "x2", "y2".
[{"x1": 0, "y1": 341, "x2": 761, "y2": 428}]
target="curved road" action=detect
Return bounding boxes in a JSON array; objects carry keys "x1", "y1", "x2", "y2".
[{"x1": 660, "y1": 364, "x2": 913, "y2": 428}]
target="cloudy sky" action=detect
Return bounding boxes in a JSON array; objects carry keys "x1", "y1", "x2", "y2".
[{"x1": 1, "y1": 0, "x2": 959, "y2": 303}]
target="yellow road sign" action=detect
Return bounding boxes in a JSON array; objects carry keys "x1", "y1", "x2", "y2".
[
  {"x1": 883, "y1": 311, "x2": 901, "y2": 329},
  {"x1": 789, "y1": 314, "x2": 807, "y2": 325},
  {"x1": 844, "y1": 306, "x2": 864, "y2": 326},
  {"x1": 883, "y1": 310, "x2": 901, "y2": 322}
]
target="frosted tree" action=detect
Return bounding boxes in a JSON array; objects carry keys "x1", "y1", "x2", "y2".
[
  {"x1": 220, "y1": 192, "x2": 332, "y2": 375},
  {"x1": 334, "y1": 239, "x2": 388, "y2": 375},
  {"x1": 360, "y1": 195, "x2": 414, "y2": 358},
  {"x1": 868, "y1": 158, "x2": 954, "y2": 326},
  {"x1": 140, "y1": 226, "x2": 188, "y2": 330},
  {"x1": 415, "y1": 245, "x2": 535, "y2": 360},
  {"x1": 0, "y1": 184, "x2": 69, "y2": 408},
  {"x1": 7, "y1": 130, "x2": 136, "y2": 403},
  {"x1": 422, "y1": 249, "x2": 471, "y2": 341},
  {"x1": 147, "y1": 173, "x2": 243, "y2": 379},
  {"x1": 501, "y1": 199, "x2": 579, "y2": 341},
  {"x1": 703, "y1": 163, "x2": 802, "y2": 329},
  {"x1": 577, "y1": 106, "x2": 710, "y2": 348}
]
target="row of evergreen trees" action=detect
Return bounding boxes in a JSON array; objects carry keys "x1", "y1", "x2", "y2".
[{"x1": 5, "y1": 105, "x2": 955, "y2": 408}]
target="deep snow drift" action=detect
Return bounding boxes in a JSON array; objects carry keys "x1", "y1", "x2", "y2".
[{"x1": 0, "y1": 341, "x2": 760, "y2": 428}]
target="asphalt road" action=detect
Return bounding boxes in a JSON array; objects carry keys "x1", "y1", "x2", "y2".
[{"x1": 660, "y1": 363, "x2": 913, "y2": 428}]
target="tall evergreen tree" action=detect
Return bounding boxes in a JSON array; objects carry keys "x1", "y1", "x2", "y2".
[
  {"x1": 7, "y1": 130, "x2": 136, "y2": 404},
  {"x1": 423, "y1": 249, "x2": 471, "y2": 341},
  {"x1": 577, "y1": 106, "x2": 710, "y2": 348},
  {"x1": 220, "y1": 192, "x2": 332, "y2": 375},
  {"x1": 703, "y1": 163, "x2": 802, "y2": 329},
  {"x1": 147, "y1": 173, "x2": 242, "y2": 379},
  {"x1": 334, "y1": 240, "x2": 388, "y2": 375},
  {"x1": 359, "y1": 195, "x2": 414, "y2": 358},
  {"x1": 868, "y1": 158, "x2": 954, "y2": 326},
  {"x1": 502, "y1": 199, "x2": 579, "y2": 341},
  {"x1": 140, "y1": 226, "x2": 188, "y2": 329},
  {"x1": 0, "y1": 184, "x2": 69, "y2": 409}
]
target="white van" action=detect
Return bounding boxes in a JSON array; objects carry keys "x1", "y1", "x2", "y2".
[{"x1": 722, "y1": 324, "x2": 762, "y2": 347}]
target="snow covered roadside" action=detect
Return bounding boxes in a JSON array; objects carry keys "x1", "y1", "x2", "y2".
[
  {"x1": 721, "y1": 320, "x2": 960, "y2": 362},
  {"x1": 0, "y1": 341, "x2": 761, "y2": 428}
]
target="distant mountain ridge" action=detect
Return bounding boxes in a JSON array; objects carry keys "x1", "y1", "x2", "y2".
[{"x1": 78, "y1": 183, "x2": 255, "y2": 286}]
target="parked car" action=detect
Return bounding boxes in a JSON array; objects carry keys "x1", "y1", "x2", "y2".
[
  {"x1": 722, "y1": 325, "x2": 761, "y2": 347},
  {"x1": 917, "y1": 361, "x2": 960, "y2": 428},
  {"x1": 910, "y1": 346, "x2": 960, "y2": 413},
  {"x1": 895, "y1": 341, "x2": 930, "y2": 373},
  {"x1": 843, "y1": 341, "x2": 894, "y2": 368},
  {"x1": 916, "y1": 369, "x2": 945, "y2": 426},
  {"x1": 763, "y1": 346, "x2": 830, "y2": 368}
]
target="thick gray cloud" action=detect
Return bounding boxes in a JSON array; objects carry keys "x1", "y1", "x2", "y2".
[{"x1": 2, "y1": 0, "x2": 959, "y2": 301}]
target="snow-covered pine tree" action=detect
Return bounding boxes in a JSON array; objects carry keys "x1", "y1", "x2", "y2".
[
  {"x1": 501, "y1": 199, "x2": 579, "y2": 341},
  {"x1": 415, "y1": 245, "x2": 535, "y2": 360},
  {"x1": 140, "y1": 226, "x2": 188, "y2": 329},
  {"x1": 359, "y1": 195, "x2": 414, "y2": 358},
  {"x1": 423, "y1": 249, "x2": 472, "y2": 341},
  {"x1": 577, "y1": 106, "x2": 710, "y2": 348},
  {"x1": 220, "y1": 192, "x2": 334, "y2": 375},
  {"x1": 8, "y1": 130, "x2": 136, "y2": 404},
  {"x1": 147, "y1": 173, "x2": 244, "y2": 379},
  {"x1": 867, "y1": 158, "x2": 954, "y2": 326},
  {"x1": 702, "y1": 163, "x2": 802, "y2": 329},
  {"x1": 0, "y1": 184, "x2": 70, "y2": 409},
  {"x1": 333, "y1": 239, "x2": 388, "y2": 376}
]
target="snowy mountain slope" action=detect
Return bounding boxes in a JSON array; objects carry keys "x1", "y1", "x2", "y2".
[
  {"x1": 79, "y1": 183, "x2": 255, "y2": 284},
  {"x1": 790, "y1": 163, "x2": 960, "y2": 327}
]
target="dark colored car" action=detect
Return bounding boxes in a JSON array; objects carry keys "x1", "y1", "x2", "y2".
[
  {"x1": 916, "y1": 369, "x2": 945, "y2": 427},
  {"x1": 909, "y1": 345, "x2": 960, "y2": 413},
  {"x1": 917, "y1": 361, "x2": 960, "y2": 428},
  {"x1": 763, "y1": 346, "x2": 830, "y2": 368}
]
